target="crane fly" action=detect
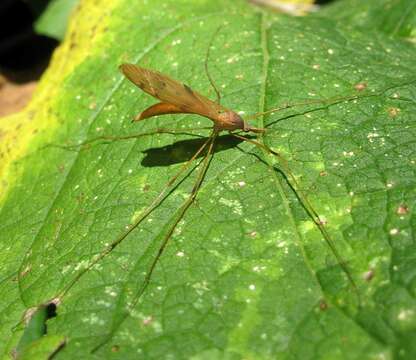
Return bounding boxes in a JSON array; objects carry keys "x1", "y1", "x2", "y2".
[
  {"x1": 119, "y1": 63, "x2": 265, "y2": 134},
  {"x1": 59, "y1": 39, "x2": 364, "y2": 353}
]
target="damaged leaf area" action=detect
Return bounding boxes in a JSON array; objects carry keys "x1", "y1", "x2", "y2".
[{"x1": 1, "y1": 0, "x2": 416, "y2": 359}]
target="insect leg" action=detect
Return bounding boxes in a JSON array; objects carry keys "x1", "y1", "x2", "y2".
[
  {"x1": 246, "y1": 92, "x2": 380, "y2": 122},
  {"x1": 91, "y1": 130, "x2": 218, "y2": 353},
  {"x1": 246, "y1": 78, "x2": 416, "y2": 123},
  {"x1": 54, "y1": 127, "x2": 213, "y2": 151},
  {"x1": 230, "y1": 132, "x2": 360, "y2": 303},
  {"x1": 59, "y1": 134, "x2": 214, "y2": 300},
  {"x1": 130, "y1": 130, "x2": 217, "y2": 307}
]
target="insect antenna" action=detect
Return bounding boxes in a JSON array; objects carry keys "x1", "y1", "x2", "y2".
[{"x1": 205, "y1": 26, "x2": 223, "y2": 105}]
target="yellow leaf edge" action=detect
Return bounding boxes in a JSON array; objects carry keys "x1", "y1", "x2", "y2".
[{"x1": 0, "y1": 0, "x2": 122, "y2": 205}]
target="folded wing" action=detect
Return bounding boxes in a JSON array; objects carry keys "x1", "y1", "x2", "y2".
[{"x1": 119, "y1": 63, "x2": 225, "y2": 122}]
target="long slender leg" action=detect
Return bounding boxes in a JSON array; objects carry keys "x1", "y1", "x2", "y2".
[
  {"x1": 59, "y1": 133, "x2": 214, "y2": 299},
  {"x1": 132, "y1": 131, "x2": 217, "y2": 308},
  {"x1": 51, "y1": 127, "x2": 213, "y2": 151},
  {"x1": 231, "y1": 132, "x2": 360, "y2": 303},
  {"x1": 245, "y1": 95, "x2": 360, "y2": 120},
  {"x1": 246, "y1": 78, "x2": 416, "y2": 122},
  {"x1": 91, "y1": 130, "x2": 218, "y2": 353}
]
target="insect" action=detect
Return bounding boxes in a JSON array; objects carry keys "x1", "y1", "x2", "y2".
[
  {"x1": 118, "y1": 63, "x2": 265, "y2": 134},
  {"x1": 58, "y1": 34, "x2": 365, "y2": 352}
]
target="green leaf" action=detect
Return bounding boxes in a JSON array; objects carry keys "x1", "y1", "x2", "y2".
[
  {"x1": 320, "y1": 0, "x2": 416, "y2": 38},
  {"x1": 18, "y1": 335, "x2": 66, "y2": 360},
  {"x1": 34, "y1": 0, "x2": 80, "y2": 40},
  {"x1": 1, "y1": 0, "x2": 416, "y2": 358},
  {"x1": 15, "y1": 306, "x2": 48, "y2": 354}
]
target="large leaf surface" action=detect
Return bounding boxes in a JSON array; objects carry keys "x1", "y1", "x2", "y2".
[{"x1": 1, "y1": 0, "x2": 416, "y2": 358}]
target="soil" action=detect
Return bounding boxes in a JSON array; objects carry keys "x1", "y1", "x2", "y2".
[{"x1": 0, "y1": 74, "x2": 37, "y2": 117}]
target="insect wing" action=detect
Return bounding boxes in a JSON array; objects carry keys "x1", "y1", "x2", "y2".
[{"x1": 120, "y1": 63, "x2": 225, "y2": 119}]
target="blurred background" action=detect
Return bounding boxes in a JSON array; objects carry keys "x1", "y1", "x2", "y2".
[{"x1": 0, "y1": 0, "x2": 78, "y2": 117}]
